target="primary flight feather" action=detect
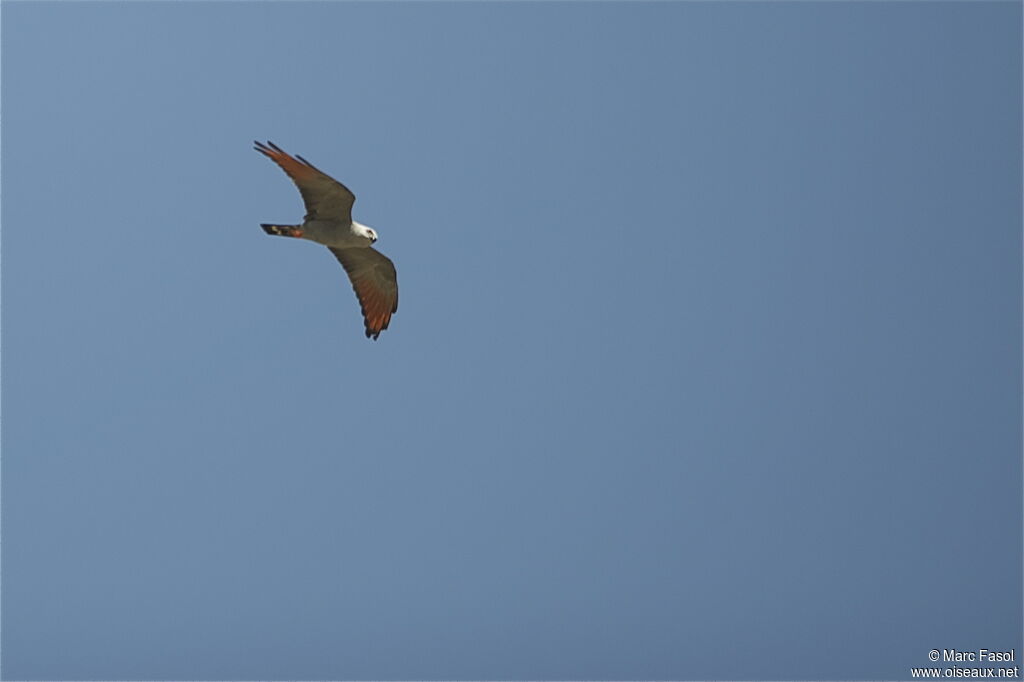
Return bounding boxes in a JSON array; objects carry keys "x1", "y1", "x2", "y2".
[{"x1": 254, "y1": 141, "x2": 398, "y2": 340}]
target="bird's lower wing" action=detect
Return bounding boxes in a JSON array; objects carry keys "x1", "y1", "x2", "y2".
[{"x1": 329, "y1": 247, "x2": 399, "y2": 340}]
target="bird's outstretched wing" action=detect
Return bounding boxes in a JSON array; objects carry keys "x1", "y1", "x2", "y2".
[
  {"x1": 254, "y1": 141, "x2": 356, "y2": 223},
  {"x1": 329, "y1": 247, "x2": 399, "y2": 340}
]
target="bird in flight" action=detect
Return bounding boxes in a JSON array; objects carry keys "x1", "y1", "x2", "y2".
[{"x1": 255, "y1": 140, "x2": 398, "y2": 340}]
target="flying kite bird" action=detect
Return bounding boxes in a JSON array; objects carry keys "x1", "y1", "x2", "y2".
[{"x1": 255, "y1": 140, "x2": 398, "y2": 339}]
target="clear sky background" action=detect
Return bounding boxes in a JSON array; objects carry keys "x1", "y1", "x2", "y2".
[{"x1": 2, "y1": 1, "x2": 1021, "y2": 680}]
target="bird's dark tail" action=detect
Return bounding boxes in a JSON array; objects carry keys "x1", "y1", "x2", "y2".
[{"x1": 261, "y1": 224, "x2": 304, "y2": 238}]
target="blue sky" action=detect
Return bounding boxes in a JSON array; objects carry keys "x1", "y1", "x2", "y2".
[{"x1": 2, "y1": 1, "x2": 1021, "y2": 679}]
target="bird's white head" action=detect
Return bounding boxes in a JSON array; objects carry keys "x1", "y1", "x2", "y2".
[{"x1": 353, "y1": 221, "x2": 378, "y2": 244}]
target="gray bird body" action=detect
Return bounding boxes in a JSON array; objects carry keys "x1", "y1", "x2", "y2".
[{"x1": 297, "y1": 219, "x2": 375, "y2": 249}]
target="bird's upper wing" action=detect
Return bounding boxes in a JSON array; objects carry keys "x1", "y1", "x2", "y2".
[
  {"x1": 254, "y1": 141, "x2": 356, "y2": 223},
  {"x1": 329, "y1": 247, "x2": 399, "y2": 340}
]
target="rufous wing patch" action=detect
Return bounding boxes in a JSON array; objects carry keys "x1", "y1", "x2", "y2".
[
  {"x1": 254, "y1": 140, "x2": 319, "y2": 182},
  {"x1": 351, "y1": 275, "x2": 395, "y2": 339}
]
